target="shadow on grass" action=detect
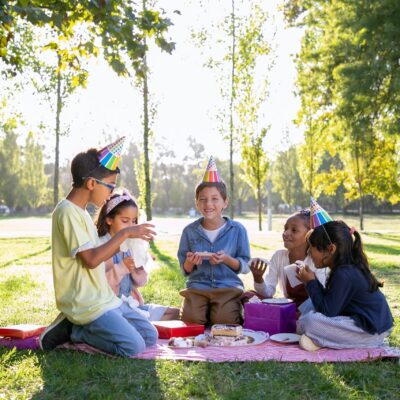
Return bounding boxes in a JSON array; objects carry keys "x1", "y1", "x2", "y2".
[
  {"x1": 251, "y1": 243, "x2": 273, "y2": 251},
  {"x1": 0, "y1": 275, "x2": 40, "y2": 301},
  {"x1": 0, "y1": 245, "x2": 51, "y2": 269},
  {"x1": 22, "y1": 351, "x2": 162, "y2": 400},
  {"x1": 364, "y1": 243, "x2": 400, "y2": 256},
  {"x1": 364, "y1": 232, "x2": 400, "y2": 243},
  {"x1": 145, "y1": 241, "x2": 185, "y2": 306},
  {"x1": 370, "y1": 263, "x2": 400, "y2": 285},
  {"x1": 150, "y1": 241, "x2": 179, "y2": 270}
]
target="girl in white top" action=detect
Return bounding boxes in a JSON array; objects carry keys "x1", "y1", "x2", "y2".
[
  {"x1": 96, "y1": 189, "x2": 180, "y2": 321},
  {"x1": 251, "y1": 209, "x2": 328, "y2": 307}
]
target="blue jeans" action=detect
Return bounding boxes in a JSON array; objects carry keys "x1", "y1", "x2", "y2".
[{"x1": 70, "y1": 302, "x2": 158, "y2": 357}]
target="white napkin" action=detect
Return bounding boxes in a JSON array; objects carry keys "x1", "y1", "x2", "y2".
[
  {"x1": 121, "y1": 294, "x2": 150, "y2": 318},
  {"x1": 284, "y1": 261, "x2": 305, "y2": 288}
]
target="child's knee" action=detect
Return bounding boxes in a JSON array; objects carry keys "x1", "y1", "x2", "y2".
[
  {"x1": 180, "y1": 300, "x2": 208, "y2": 325},
  {"x1": 144, "y1": 325, "x2": 158, "y2": 347},
  {"x1": 210, "y1": 309, "x2": 241, "y2": 325},
  {"x1": 117, "y1": 336, "x2": 147, "y2": 357}
]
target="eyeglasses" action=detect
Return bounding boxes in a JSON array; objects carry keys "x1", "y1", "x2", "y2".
[
  {"x1": 83, "y1": 177, "x2": 116, "y2": 193},
  {"x1": 94, "y1": 179, "x2": 116, "y2": 193}
]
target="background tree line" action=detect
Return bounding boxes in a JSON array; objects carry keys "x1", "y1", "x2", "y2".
[
  {"x1": 1, "y1": 0, "x2": 399, "y2": 229},
  {"x1": 1, "y1": 124, "x2": 398, "y2": 219}
]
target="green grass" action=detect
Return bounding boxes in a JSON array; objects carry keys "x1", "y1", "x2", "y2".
[{"x1": 0, "y1": 216, "x2": 399, "y2": 399}]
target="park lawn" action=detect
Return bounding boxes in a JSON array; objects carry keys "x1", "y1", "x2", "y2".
[{"x1": 0, "y1": 221, "x2": 399, "y2": 399}]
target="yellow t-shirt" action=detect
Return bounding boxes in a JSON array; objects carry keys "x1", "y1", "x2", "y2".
[{"x1": 51, "y1": 199, "x2": 121, "y2": 325}]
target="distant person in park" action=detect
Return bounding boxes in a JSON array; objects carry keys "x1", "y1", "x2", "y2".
[
  {"x1": 40, "y1": 137, "x2": 158, "y2": 357},
  {"x1": 177, "y1": 156, "x2": 251, "y2": 325},
  {"x1": 96, "y1": 189, "x2": 180, "y2": 321},
  {"x1": 296, "y1": 198, "x2": 394, "y2": 351},
  {"x1": 248, "y1": 209, "x2": 328, "y2": 308}
]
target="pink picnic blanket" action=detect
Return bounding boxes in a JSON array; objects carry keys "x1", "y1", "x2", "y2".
[
  {"x1": 60, "y1": 339, "x2": 400, "y2": 363},
  {"x1": 2, "y1": 336, "x2": 399, "y2": 362}
]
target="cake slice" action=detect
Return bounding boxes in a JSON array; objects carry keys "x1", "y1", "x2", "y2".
[{"x1": 211, "y1": 324, "x2": 243, "y2": 337}]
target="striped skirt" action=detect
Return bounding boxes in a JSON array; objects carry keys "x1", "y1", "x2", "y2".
[{"x1": 297, "y1": 311, "x2": 391, "y2": 349}]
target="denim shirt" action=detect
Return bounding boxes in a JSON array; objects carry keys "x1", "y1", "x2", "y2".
[{"x1": 177, "y1": 217, "x2": 251, "y2": 290}]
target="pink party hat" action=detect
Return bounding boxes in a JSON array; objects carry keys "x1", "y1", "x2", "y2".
[
  {"x1": 98, "y1": 136, "x2": 125, "y2": 171},
  {"x1": 202, "y1": 156, "x2": 221, "y2": 183},
  {"x1": 310, "y1": 197, "x2": 333, "y2": 229}
]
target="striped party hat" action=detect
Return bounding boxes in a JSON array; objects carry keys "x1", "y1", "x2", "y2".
[
  {"x1": 202, "y1": 156, "x2": 221, "y2": 183},
  {"x1": 310, "y1": 197, "x2": 333, "y2": 229},
  {"x1": 97, "y1": 137, "x2": 125, "y2": 171}
]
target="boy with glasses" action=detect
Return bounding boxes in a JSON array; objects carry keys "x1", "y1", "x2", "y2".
[{"x1": 40, "y1": 138, "x2": 158, "y2": 357}]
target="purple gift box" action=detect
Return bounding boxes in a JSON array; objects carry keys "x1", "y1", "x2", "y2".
[
  {"x1": 243, "y1": 302, "x2": 296, "y2": 335},
  {"x1": 0, "y1": 335, "x2": 40, "y2": 350}
]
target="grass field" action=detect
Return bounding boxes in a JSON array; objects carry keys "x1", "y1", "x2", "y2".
[{"x1": 0, "y1": 215, "x2": 399, "y2": 399}]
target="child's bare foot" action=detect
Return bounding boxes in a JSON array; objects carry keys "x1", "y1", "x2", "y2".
[{"x1": 299, "y1": 334, "x2": 321, "y2": 351}]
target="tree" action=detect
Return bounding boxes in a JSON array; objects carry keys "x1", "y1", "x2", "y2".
[
  {"x1": 0, "y1": 113, "x2": 21, "y2": 208},
  {"x1": 272, "y1": 145, "x2": 306, "y2": 211},
  {"x1": 1, "y1": 1, "x2": 175, "y2": 74},
  {"x1": 241, "y1": 128, "x2": 269, "y2": 230},
  {"x1": 284, "y1": 0, "x2": 400, "y2": 228},
  {"x1": 20, "y1": 131, "x2": 47, "y2": 210},
  {"x1": 28, "y1": 26, "x2": 89, "y2": 206},
  {"x1": 194, "y1": 0, "x2": 272, "y2": 219},
  {"x1": 2, "y1": 2, "x2": 176, "y2": 213},
  {"x1": 100, "y1": 0, "x2": 175, "y2": 220}
]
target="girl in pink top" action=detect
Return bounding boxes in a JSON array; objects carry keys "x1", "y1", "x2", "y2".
[{"x1": 96, "y1": 189, "x2": 179, "y2": 321}]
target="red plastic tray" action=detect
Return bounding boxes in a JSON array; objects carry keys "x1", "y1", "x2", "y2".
[
  {"x1": 152, "y1": 320, "x2": 205, "y2": 339},
  {"x1": 0, "y1": 324, "x2": 46, "y2": 339}
]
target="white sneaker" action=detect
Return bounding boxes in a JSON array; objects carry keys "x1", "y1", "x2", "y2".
[
  {"x1": 39, "y1": 313, "x2": 72, "y2": 351},
  {"x1": 299, "y1": 334, "x2": 321, "y2": 352}
]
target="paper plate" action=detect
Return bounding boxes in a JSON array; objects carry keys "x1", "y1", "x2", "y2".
[
  {"x1": 184, "y1": 329, "x2": 268, "y2": 348},
  {"x1": 270, "y1": 333, "x2": 300, "y2": 343},
  {"x1": 261, "y1": 298, "x2": 293, "y2": 304},
  {"x1": 242, "y1": 329, "x2": 269, "y2": 346}
]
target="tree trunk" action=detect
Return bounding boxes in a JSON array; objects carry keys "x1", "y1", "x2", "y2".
[
  {"x1": 354, "y1": 146, "x2": 364, "y2": 230},
  {"x1": 257, "y1": 184, "x2": 262, "y2": 231},
  {"x1": 53, "y1": 54, "x2": 62, "y2": 207},
  {"x1": 229, "y1": 0, "x2": 236, "y2": 220},
  {"x1": 143, "y1": 0, "x2": 152, "y2": 221}
]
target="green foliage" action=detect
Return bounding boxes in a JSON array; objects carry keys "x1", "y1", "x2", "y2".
[
  {"x1": 272, "y1": 145, "x2": 306, "y2": 209},
  {"x1": 285, "y1": 0, "x2": 400, "y2": 227},
  {"x1": 1, "y1": 1, "x2": 175, "y2": 78},
  {"x1": 20, "y1": 132, "x2": 48, "y2": 209},
  {"x1": 0, "y1": 113, "x2": 22, "y2": 208},
  {"x1": 241, "y1": 128, "x2": 269, "y2": 230}
]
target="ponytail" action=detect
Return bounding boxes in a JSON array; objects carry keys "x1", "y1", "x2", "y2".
[
  {"x1": 352, "y1": 230, "x2": 383, "y2": 291},
  {"x1": 310, "y1": 221, "x2": 383, "y2": 292}
]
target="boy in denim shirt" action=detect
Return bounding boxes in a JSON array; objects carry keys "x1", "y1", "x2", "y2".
[{"x1": 177, "y1": 157, "x2": 250, "y2": 325}]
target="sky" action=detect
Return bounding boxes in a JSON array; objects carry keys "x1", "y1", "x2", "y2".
[{"x1": 2, "y1": 0, "x2": 304, "y2": 166}]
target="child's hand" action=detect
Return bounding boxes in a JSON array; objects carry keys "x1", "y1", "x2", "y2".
[
  {"x1": 126, "y1": 223, "x2": 156, "y2": 241},
  {"x1": 209, "y1": 250, "x2": 226, "y2": 265},
  {"x1": 296, "y1": 264, "x2": 316, "y2": 283},
  {"x1": 123, "y1": 255, "x2": 136, "y2": 272},
  {"x1": 250, "y1": 258, "x2": 267, "y2": 283},
  {"x1": 183, "y1": 252, "x2": 202, "y2": 273}
]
